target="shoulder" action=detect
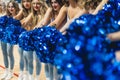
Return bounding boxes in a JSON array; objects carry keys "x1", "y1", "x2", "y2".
[
  {"x1": 74, "y1": 8, "x2": 88, "y2": 18},
  {"x1": 61, "y1": 5, "x2": 67, "y2": 11},
  {"x1": 59, "y1": 5, "x2": 67, "y2": 14}
]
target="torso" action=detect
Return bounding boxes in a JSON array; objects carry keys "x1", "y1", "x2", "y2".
[{"x1": 67, "y1": 5, "x2": 80, "y2": 20}]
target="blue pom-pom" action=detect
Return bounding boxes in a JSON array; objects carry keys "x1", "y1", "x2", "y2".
[
  {"x1": 6, "y1": 17, "x2": 21, "y2": 26},
  {"x1": 0, "y1": 15, "x2": 8, "y2": 27},
  {"x1": 53, "y1": 0, "x2": 120, "y2": 79},
  {"x1": 0, "y1": 17, "x2": 25, "y2": 44},
  {"x1": 33, "y1": 26, "x2": 65, "y2": 63},
  {"x1": 4, "y1": 24, "x2": 26, "y2": 44},
  {"x1": 18, "y1": 31, "x2": 34, "y2": 51},
  {"x1": 0, "y1": 25, "x2": 5, "y2": 40}
]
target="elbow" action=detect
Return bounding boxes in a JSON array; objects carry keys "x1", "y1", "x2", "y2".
[{"x1": 49, "y1": 22, "x2": 57, "y2": 27}]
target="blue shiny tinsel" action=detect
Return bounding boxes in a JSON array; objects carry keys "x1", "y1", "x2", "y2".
[
  {"x1": 18, "y1": 31, "x2": 34, "y2": 51},
  {"x1": 4, "y1": 24, "x2": 26, "y2": 44},
  {"x1": 6, "y1": 17, "x2": 21, "y2": 26},
  {"x1": 54, "y1": 0, "x2": 120, "y2": 80},
  {"x1": 0, "y1": 16, "x2": 9, "y2": 40},
  {"x1": 0, "y1": 16, "x2": 8, "y2": 27},
  {"x1": 0, "y1": 17, "x2": 25, "y2": 44},
  {"x1": 33, "y1": 26, "x2": 66, "y2": 63}
]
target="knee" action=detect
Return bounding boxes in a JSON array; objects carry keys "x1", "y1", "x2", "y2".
[
  {"x1": 8, "y1": 52, "x2": 14, "y2": 58},
  {"x1": 28, "y1": 58, "x2": 33, "y2": 64}
]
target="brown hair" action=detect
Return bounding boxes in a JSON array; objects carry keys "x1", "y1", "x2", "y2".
[
  {"x1": 83, "y1": 0, "x2": 102, "y2": 10},
  {"x1": 49, "y1": 0, "x2": 64, "y2": 19},
  {"x1": 21, "y1": 0, "x2": 32, "y2": 17},
  {"x1": 6, "y1": 0, "x2": 20, "y2": 17}
]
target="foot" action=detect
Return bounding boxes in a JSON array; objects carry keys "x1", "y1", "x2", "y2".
[
  {"x1": 0, "y1": 69, "x2": 8, "y2": 79},
  {"x1": 5, "y1": 70, "x2": 13, "y2": 80},
  {"x1": 34, "y1": 76, "x2": 39, "y2": 80},
  {"x1": 34, "y1": 78, "x2": 38, "y2": 80},
  {"x1": 46, "y1": 77, "x2": 50, "y2": 80},
  {"x1": 18, "y1": 72, "x2": 24, "y2": 80},
  {"x1": 29, "y1": 75, "x2": 34, "y2": 80},
  {"x1": 23, "y1": 72, "x2": 29, "y2": 80}
]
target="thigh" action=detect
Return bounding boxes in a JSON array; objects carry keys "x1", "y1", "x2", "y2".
[
  {"x1": 24, "y1": 51, "x2": 33, "y2": 61},
  {"x1": 7, "y1": 43, "x2": 13, "y2": 56}
]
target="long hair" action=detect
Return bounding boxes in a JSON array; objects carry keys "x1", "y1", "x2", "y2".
[
  {"x1": 0, "y1": 1, "x2": 6, "y2": 14},
  {"x1": 21, "y1": 0, "x2": 32, "y2": 17},
  {"x1": 6, "y1": 0, "x2": 20, "y2": 17},
  {"x1": 31, "y1": 0, "x2": 48, "y2": 26},
  {"x1": 32, "y1": 0, "x2": 48, "y2": 16},
  {"x1": 49, "y1": 0, "x2": 64, "y2": 18}
]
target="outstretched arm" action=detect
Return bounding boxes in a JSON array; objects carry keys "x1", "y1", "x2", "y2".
[
  {"x1": 35, "y1": 8, "x2": 52, "y2": 28},
  {"x1": 14, "y1": 9, "x2": 23, "y2": 20},
  {"x1": 49, "y1": 5, "x2": 67, "y2": 28},
  {"x1": 21, "y1": 13, "x2": 33, "y2": 27}
]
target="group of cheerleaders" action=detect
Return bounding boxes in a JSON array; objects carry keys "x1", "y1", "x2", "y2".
[{"x1": 0, "y1": 0, "x2": 120, "y2": 80}]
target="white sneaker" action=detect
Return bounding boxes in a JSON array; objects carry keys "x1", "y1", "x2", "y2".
[
  {"x1": 46, "y1": 77, "x2": 50, "y2": 80},
  {"x1": 29, "y1": 74, "x2": 34, "y2": 80},
  {"x1": 18, "y1": 72, "x2": 24, "y2": 80},
  {"x1": 5, "y1": 70, "x2": 13, "y2": 80},
  {"x1": 23, "y1": 72, "x2": 29, "y2": 80},
  {"x1": 0, "y1": 69, "x2": 9, "y2": 79}
]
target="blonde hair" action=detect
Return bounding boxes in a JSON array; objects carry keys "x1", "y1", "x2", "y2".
[
  {"x1": 6, "y1": 0, "x2": 20, "y2": 17},
  {"x1": 21, "y1": 0, "x2": 32, "y2": 18},
  {"x1": 0, "y1": 1, "x2": 6, "y2": 14},
  {"x1": 32, "y1": 0, "x2": 47, "y2": 16},
  {"x1": 32, "y1": 0, "x2": 48, "y2": 26}
]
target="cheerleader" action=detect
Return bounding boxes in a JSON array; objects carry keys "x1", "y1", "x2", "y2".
[
  {"x1": 14, "y1": 0, "x2": 32, "y2": 30},
  {"x1": 47, "y1": 0, "x2": 102, "y2": 79},
  {"x1": 19, "y1": 0, "x2": 47, "y2": 80},
  {"x1": 49, "y1": 0, "x2": 87, "y2": 34},
  {"x1": 49, "y1": 0, "x2": 84, "y2": 79},
  {"x1": 14, "y1": 0, "x2": 32, "y2": 80},
  {"x1": 0, "y1": 1, "x2": 20, "y2": 80},
  {"x1": 35, "y1": 0, "x2": 65, "y2": 80}
]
